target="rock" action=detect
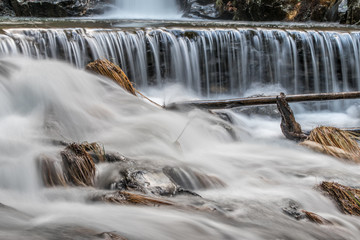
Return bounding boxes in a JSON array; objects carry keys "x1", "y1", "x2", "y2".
[
  {"x1": 95, "y1": 160, "x2": 225, "y2": 196},
  {"x1": 183, "y1": 0, "x2": 222, "y2": 19},
  {"x1": 184, "y1": 0, "x2": 357, "y2": 24},
  {"x1": 218, "y1": 0, "x2": 299, "y2": 21},
  {"x1": 0, "y1": 0, "x2": 15, "y2": 16},
  {"x1": 282, "y1": 199, "x2": 306, "y2": 220},
  {"x1": 95, "y1": 162, "x2": 179, "y2": 196},
  {"x1": 9, "y1": 0, "x2": 114, "y2": 17},
  {"x1": 293, "y1": 0, "x2": 342, "y2": 22},
  {"x1": 341, "y1": 0, "x2": 360, "y2": 24}
]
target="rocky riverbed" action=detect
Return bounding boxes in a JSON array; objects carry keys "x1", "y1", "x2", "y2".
[{"x1": 1, "y1": 0, "x2": 360, "y2": 25}]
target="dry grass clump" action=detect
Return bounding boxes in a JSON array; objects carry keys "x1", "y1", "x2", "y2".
[
  {"x1": 86, "y1": 59, "x2": 163, "y2": 108},
  {"x1": 301, "y1": 210, "x2": 332, "y2": 224},
  {"x1": 307, "y1": 126, "x2": 360, "y2": 162},
  {"x1": 320, "y1": 181, "x2": 360, "y2": 216},
  {"x1": 86, "y1": 59, "x2": 137, "y2": 96},
  {"x1": 91, "y1": 191, "x2": 173, "y2": 206},
  {"x1": 38, "y1": 155, "x2": 67, "y2": 187},
  {"x1": 61, "y1": 143, "x2": 96, "y2": 187},
  {"x1": 80, "y1": 142, "x2": 105, "y2": 163}
]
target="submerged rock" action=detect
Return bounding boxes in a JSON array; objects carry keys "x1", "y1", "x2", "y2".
[
  {"x1": 282, "y1": 199, "x2": 331, "y2": 224},
  {"x1": 183, "y1": 0, "x2": 222, "y2": 19}
]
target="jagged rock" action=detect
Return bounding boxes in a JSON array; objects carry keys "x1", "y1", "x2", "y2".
[
  {"x1": 302, "y1": 210, "x2": 332, "y2": 225},
  {"x1": 183, "y1": 0, "x2": 223, "y2": 19},
  {"x1": 282, "y1": 199, "x2": 331, "y2": 224},
  {"x1": 282, "y1": 199, "x2": 306, "y2": 220},
  {"x1": 293, "y1": 0, "x2": 344, "y2": 22},
  {"x1": 38, "y1": 142, "x2": 225, "y2": 198},
  {"x1": 341, "y1": 0, "x2": 360, "y2": 24},
  {"x1": 96, "y1": 162, "x2": 180, "y2": 196},
  {"x1": 96, "y1": 161, "x2": 225, "y2": 196},
  {"x1": 0, "y1": 0, "x2": 15, "y2": 16},
  {"x1": 9, "y1": 0, "x2": 114, "y2": 17}
]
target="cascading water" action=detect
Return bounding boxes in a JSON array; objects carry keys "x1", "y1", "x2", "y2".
[
  {"x1": 1, "y1": 6, "x2": 360, "y2": 237},
  {"x1": 0, "y1": 57, "x2": 360, "y2": 239},
  {"x1": 108, "y1": 0, "x2": 181, "y2": 19},
  {"x1": 1, "y1": 27, "x2": 360, "y2": 97}
]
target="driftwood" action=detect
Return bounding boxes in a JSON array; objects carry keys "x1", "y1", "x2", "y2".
[
  {"x1": 165, "y1": 91, "x2": 360, "y2": 110},
  {"x1": 276, "y1": 92, "x2": 307, "y2": 141}
]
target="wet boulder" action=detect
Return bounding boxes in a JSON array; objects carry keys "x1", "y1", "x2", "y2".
[
  {"x1": 95, "y1": 162, "x2": 179, "y2": 196},
  {"x1": 183, "y1": 0, "x2": 223, "y2": 19},
  {"x1": 95, "y1": 162, "x2": 225, "y2": 196}
]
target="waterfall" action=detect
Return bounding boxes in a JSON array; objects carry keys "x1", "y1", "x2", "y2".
[
  {"x1": 109, "y1": 0, "x2": 181, "y2": 19},
  {"x1": 1, "y1": 28, "x2": 360, "y2": 96}
]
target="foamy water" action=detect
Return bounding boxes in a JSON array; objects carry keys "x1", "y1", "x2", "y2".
[
  {"x1": 0, "y1": 57, "x2": 360, "y2": 239},
  {"x1": 106, "y1": 0, "x2": 182, "y2": 19}
]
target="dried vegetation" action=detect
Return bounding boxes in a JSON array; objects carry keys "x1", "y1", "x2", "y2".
[
  {"x1": 320, "y1": 181, "x2": 360, "y2": 216},
  {"x1": 306, "y1": 126, "x2": 360, "y2": 162},
  {"x1": 86, "y1": 59, "x2": 137, "y2": 96}
]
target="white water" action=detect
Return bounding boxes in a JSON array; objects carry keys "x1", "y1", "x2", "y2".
[
  {"x1": 108, "y1": 0, "x2": 181, "y2": 19},
  {"x1": 2, "y1": 28, "x2": 360, "y2": 98},
  {"x1": 1, "y1": 57, "x2": 360, "y2": 239}
]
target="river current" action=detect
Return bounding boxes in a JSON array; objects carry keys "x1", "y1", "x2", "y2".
[
  {"x1": 0, "y1": 57, "x2": 359, "y2": 239},
  {"x1": 1, "y1": 1, "x2": 360, "y2": 239}
]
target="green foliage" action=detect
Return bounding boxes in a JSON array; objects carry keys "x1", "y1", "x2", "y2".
[{"x1": 216, "y1": 0, "x2": 223, "y2": 8}]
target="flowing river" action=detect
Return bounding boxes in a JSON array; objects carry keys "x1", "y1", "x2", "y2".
[{"x1": 1, "y1": 2, "x2": 360, "y2": 240}]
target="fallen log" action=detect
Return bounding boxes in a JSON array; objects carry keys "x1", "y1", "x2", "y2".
[{"x1": 165, "y1": 91, "x2": 360, "y2": 110}]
